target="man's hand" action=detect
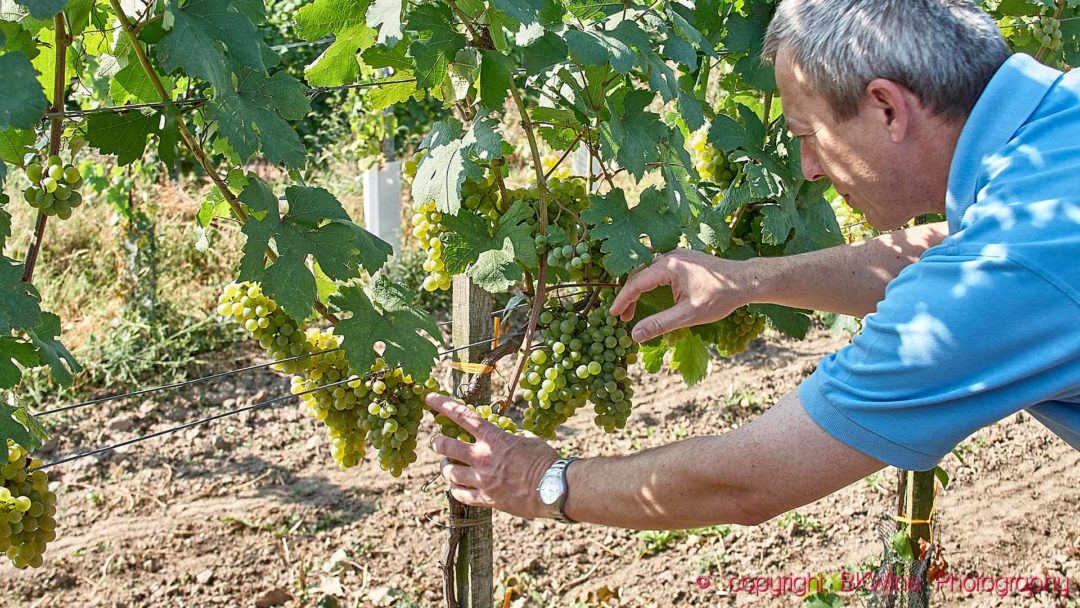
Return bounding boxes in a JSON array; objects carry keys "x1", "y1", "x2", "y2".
[
  {"x1": 609, "y1": 249, "x2": 759, "y2": 343},
  {"x1": 427, "y1": 394, "x2": 560, "y2": 519}
]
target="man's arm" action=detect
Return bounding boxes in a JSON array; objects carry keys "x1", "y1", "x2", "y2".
[
  {"x1": 610, "y1": 222, "x2": 947, "y2": 342},
  {"x1": 428, "y1": 392, "x2": 884, "y2": 529}
]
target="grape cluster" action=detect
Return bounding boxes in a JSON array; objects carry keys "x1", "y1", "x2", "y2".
[
  {"x1": 541, "y1": 152, "x2": 572, "y2": 181},
  {"x1": 218, "y1": 283, "x2": 440, "y2": 475},
  {"x1": 1, "y1": 441, "x2": 57, "y2": 569},
  {"x1": 711, "y1": 306, "x2": 767, "y2": 355},
  {"x1": 435, "y1": 404, "x2": 518, "y2": 443},
  {"x1": 543, "y1": 239, "x2": 604, "y2": 282},
  {"x1": 461, "y1": 159, "x2": 507, "y2": 222},
  {"x1": 1035, "y1": 15, "x2": 1063, "y2": 49},
  {"x1": 690, "y1": 130, "x2": 738, "y2": 191},
  {"x1": 405, "y1": 150, "x2": 451, "y2": 293},
  {"x1": 21, "y1": 156, "x2": 84, "y2": 220},
  {"x1": 519, "y1": 293, "x2": 639, "y2": 439}
]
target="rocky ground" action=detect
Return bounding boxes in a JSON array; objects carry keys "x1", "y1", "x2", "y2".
[{"x1": 2, "y1": 327, "x2": 1078, "y2": 608}]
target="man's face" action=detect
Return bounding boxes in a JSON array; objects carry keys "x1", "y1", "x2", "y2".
[{"x1": 774, "y1": 49, "x2": 921, "y2": 229}]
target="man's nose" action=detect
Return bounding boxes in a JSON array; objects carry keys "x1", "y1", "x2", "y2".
[{"x1": 800, "y1": 140, "x2": 827, "y2": 182}]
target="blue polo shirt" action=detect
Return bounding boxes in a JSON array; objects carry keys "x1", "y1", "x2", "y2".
[{"x1": 800, "y1": 54, "x2": 1080, "y2": 471}]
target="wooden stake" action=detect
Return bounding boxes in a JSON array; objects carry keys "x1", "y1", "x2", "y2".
[{"x1": 448, "y1": 275, "x2": 494, "y2": 608}]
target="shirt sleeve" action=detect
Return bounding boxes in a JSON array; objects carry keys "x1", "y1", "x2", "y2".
[{"x1": 800, "y1": 246, "x2": 1080, "y2": 471}]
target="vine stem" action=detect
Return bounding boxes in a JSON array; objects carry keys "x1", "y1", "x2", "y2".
[
  {"x1": 21, "y1": 13, "x2": 69, "y2": 284},
  {"x1": 504, "y1": 81, "x2": 550, "y2": 406},
  {"x1": 109, "y1": 0, "x2": 340, "y2": 324}
]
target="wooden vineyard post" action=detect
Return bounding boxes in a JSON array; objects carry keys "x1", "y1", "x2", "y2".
[
  {"x1": 896, "y1": 469, "x2": 936, "y2": 606},
  {"x1": 447, "y1": 275, "x2": 494, "y2": 608}
]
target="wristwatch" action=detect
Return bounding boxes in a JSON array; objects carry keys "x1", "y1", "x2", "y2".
[{"x1": 537, "y1": 457, "x2": 578, "y2": 523}]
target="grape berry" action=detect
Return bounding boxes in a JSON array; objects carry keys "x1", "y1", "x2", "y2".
[{"x1": 22, "y1": 155, "x2": 83, "y2": 220}]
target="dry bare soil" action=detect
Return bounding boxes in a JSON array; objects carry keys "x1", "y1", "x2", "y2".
[{"x1": 3, "y1": 328, "x2": 1078, "y2": 608}]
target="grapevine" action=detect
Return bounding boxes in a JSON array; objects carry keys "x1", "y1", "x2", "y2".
[{"x1": 1, "y1": 441, "x2": 57, "y2": 569}]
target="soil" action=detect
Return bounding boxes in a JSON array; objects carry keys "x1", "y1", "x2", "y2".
[{"x1": 2, "y1": 328, "x2": 1078, "y2": 608}]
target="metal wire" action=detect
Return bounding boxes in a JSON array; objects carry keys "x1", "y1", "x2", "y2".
[
  {"x1": 30, "y1": 331, "x2": 527, "y2": 471},
  {"x1": 36, "y1": 348, "x2": 342, "y2": 417},
  {"x1": 43, "y1": 79, "x2": 418, "y2": 119}
]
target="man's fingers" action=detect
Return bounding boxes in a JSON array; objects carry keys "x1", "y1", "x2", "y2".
[
  {"x1": 631, "y1": 303, "x2": 694, "y2": 343},
  {"x1": 609, "y1": 261, "x2": 674, "y2": 320},
  {"x1": 449, "y1": 486, "x2": 491, "y2": 508},
  {"x1": 440, "y1": 459, "x2": 483, "y2": 488},
  {"x1": 426, "y1": 393, "x2": 498, "y2": 440},
  {"x1": 431, "y1": 435, "x2": 479, "y2": 465}
]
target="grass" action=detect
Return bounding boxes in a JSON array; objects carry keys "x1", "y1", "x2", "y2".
[{"x1": 637, "y1": 524, "x2": 732, "y2": 557}]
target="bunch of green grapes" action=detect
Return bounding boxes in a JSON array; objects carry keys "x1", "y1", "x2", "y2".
[
  {"x1": 520, "y1": 293, "x2": 638, "y2": 438},
  {"x1": 1035, "y1": 15, "x2": 1063, "y2": 49},
  {"x1": 434, "y1": 404, "x2": 518, "y2": 443},
  {"x1": 541, "y1": 152, "x2": 572, "y2": 181},
  {"x1": 711, "y1": 307, "x2": 767, "y2": 355},
  {"x1": 544, "y1": 176, "x2": 590, "y2": 228},
  {"x1": 461, "y1": 158, "x2": 507, "y2": 223},
  {"x1": 830, "y1": 198, "x2": 879, "y2": 244},
  {"x1": 690, "y1": 130, "x2": 739, "y2": 192},
  {"x1": 1, "y1": 441, "x2": 58, "y2": 569},
  {"x1": 359, "y1": 359, "x2": 438, "y2": 477},
  {"x1": 217, "y1": 282, "x2": 310, "y2": 374},
  {"x1": 21, "y1": 156, "x2": 84, "y2": 220},
  {"x1": 405, "y1": 150, "x2": 452, "y2": 292}
]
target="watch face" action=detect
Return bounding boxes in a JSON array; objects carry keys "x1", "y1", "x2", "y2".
[{"x1": 538, "y1": 475, "x2": 562, "y2": 505}]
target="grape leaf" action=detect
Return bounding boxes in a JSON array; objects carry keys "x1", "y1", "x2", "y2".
[
  {"x1": 238, "y1": 178, "x2": 391, "y2": 321},
  {"x1": 749, "y1": 304, "x2": 812, "y2": 340},
  {"x1": 0, "y1": 255, "x2": 41, "y2": 334},
  {"x1": 11, "y1": 0, "x2": 67, "y2": 19},
  {"x1": 522, "y1": 31, "x2": 568, "y2": 77},
  {"x1": 333, "y1": 279, "x2": 441, "y2": 380},
  {"x1": 110, "y1": 61, "x2": 171, "y2": 105},
  {"x1": 442, "y1": 200, "x2": 538, "y2": 292},
  {"x1": 490, "y1": 0, "x2": 562, "y2": 26},
  {"x1": 413, "y1": 115, "x2": 504, "y2": 215},
  {"x1": 296, "y1": 0, "x2": 375, "y2": 86},
  {"x1": 157, "y1": 0, "x2": 272, "y2": 93},
  {"x1": 565, "y1": 27, "x2": 636, "y2": 74},
  {"x1": 659, "y1": 132, "x2": 708, "y2": 218},
  {"x1": 208, "y1": 67, "x2": 310, "y2": 167},
  {"x1": 0, "y1": 52, "x2": 48, "y2": 129},
  {"x1": 677, "y1": 91, "x2": 705, "y2": 132},
  {"x1": 581, "y1": 187, "x2": 681, "y2": 278},
  {"x1": 27, "y1": 312, "x2": 80, "y2": 386},
  {"x1": 670, "y1": 333, "x2": 710, "y2": 385},
  {"x1": 0, "y1": 127, "x2": 35, "y2": 165},
  {"x1": 479, "y1": 50, "x2": 511, "y2": 111},
  {"x1": 0, "y1": 337, "x2": 38, "y2": 390},
  {"x1": 640, "y1": 342, "x2": 667, "y2": 374},
  {"x1": 404, "y1": 3, "x2": 466, "y2": 89},
  {"x1": 365, "y1": 71, "x2": 420, "y2": 111},
  {"x1": 0, "y1": 401, "x2": 47, "y2": 463},
  {"x1": 598, "y1": 88, "x2": 666, "y2": 180},
  {"x1": 367, "y1": 0, "x2": 403, "y2": 45},
  {"x1": 84, "y1": 110, "x2": 162, "y2": 166}
]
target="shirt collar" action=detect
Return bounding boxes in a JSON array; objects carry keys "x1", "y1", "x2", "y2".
[{"x1": 946, "y1": 54, "x2": 1062, "y2": 233}]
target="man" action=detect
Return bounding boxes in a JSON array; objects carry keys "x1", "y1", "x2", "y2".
[{"x1": 427, "y1": 0, "x2": 1080, "y2": 528}]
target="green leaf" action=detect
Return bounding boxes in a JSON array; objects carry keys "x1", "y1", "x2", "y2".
[
  {"x1": 364, "y1": 70, "x2": 420, "y2": 111},
  {"x1": 297, "y1": 0, "x2": 376, "y2": 86},
  {"x1": 0, "y1": 255, "x2": 41, "y2": 334},
  {"x1": 157, "y1": 0, "x2": 271, "y2": 93},
  {"x1": 490, "y1": 0, "x2": 561, "y2": 26},
  {"x1": 110, "y1": 61, "x2": 170, "y2": 105},
  {"x1": 677, "y1": 91, "x2": 705, "y2": 132},
  {"x1": 238, "y1": 178, "x2": 391, "y2": 321},
  {"x1": 208, "y1": 68, "x2": 310, "y2": 167},
  {"x1": 27, "y1": 312, "x2": 80, "y2": 386},
  {"x1": 659, "y1": 131, "x2": 707, "y2": 218},
  {"x1": 84, "y1": 111, "x2": 162, "y2": 166},
  {"x1": 413, "y1": 115, "x2": 504, "y2": 215},
  {"x1": 522, "y1": 31, "x2": 568, "y2": 77},
  {"x1": 0, "y1": 401, "x2": 47, "y2": 462},
  {"x1": 367, "y1": 0, "x2": 403, "y2": 46},
  {"x1": 442, "y1": 199, "x2": 538, "y2": 292},
  {"x1": 0, "y1": 52, "x2": 48, "y2": 129},
  {"x1": 0, "y1": 128, "x2": 35, "y2": 165},
  {"x1": 640, "y1": 342, "x2": 667, "y2": 373},
  {"x1": 933, "y1": 465, "x2": 950, "y2": 490},
  {"x1": 405, "y1": 3, "x2": 467, "y2": 89},
  {"x1": 708, "y1": 114, "x2": 760, "y2": 154},
  {"x1": 11, "y1": 0, "x2": 67, "y2": 19},
  {"x1": 749, "y1": 304, "x2": 811, "y2": 340},
  {"x1": 0, "y1": 338, "x2": 38, "y2": 390},
  {"x1": 670, "y1": 333, "x2": 710, "y2": 385},
  {"x1": 642, "y1": 50, "x2": 680, "y2": 102},
  {"x1": 479, "y1": 50, "x2": 512, "y2": 111},
  {"x1": 581, "y1": 187, "x2": 681, "y2": 278},
  {"x1": 565, "y1": 27, "x2": 636, "y2": 74},
  {"x1": 598, "y1": 88, "x2": 666, "y2": 181},
  {"x1": 333, "y1": 279, "x2": 441, "y2": 380}
]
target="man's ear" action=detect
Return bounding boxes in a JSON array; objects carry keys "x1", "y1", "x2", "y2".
[{"x1": 864, "y1": 79, "x2": 914, "y2": 144}]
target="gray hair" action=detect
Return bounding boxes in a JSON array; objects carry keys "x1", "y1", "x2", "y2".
[{"x1": 763, "y1": 0, "x2": 1011, "y2": 121}]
